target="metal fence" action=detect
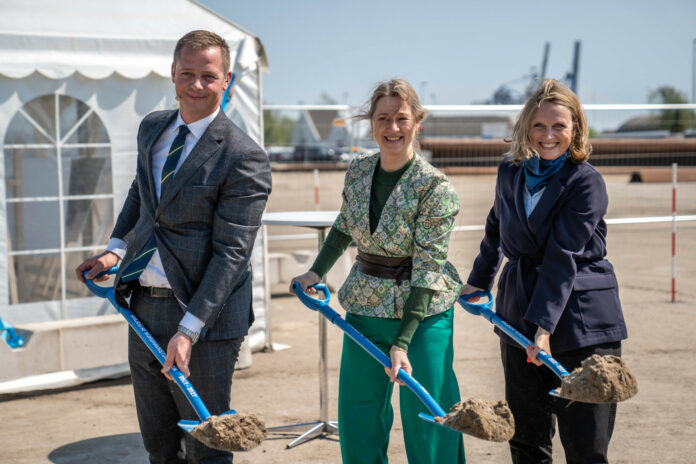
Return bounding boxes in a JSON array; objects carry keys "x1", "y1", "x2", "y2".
[
  {"x1": 263, "y1": 168, "x2": 696, "y2": 304},
  {"x1": 262, "y1": 104, "x2": 696, "y2": 168}
]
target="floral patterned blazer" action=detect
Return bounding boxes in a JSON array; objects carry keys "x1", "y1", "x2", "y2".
[{"x1": 335, "y1": 153, "x2": 463, "y2": 318}]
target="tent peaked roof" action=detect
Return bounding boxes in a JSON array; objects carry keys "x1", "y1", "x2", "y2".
[{"x1": 0, "y1": 0, "x2": 268, "y2": 80}]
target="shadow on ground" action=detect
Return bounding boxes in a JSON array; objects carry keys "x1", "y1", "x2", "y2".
[{"x1": 48, "y1": 433, "x2": 146, "y2": 463}]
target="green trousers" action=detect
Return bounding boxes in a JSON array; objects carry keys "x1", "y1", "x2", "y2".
[{"x1": 338, "y1": 308, "x2": 466, "y2": 464}]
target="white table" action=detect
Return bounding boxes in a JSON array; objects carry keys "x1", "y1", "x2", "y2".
[{"x1": 262, "y1": 211, "x2": 340, "y2": 448}]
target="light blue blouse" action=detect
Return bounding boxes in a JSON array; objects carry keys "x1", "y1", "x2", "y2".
[{"x1": 523, "y1": 186, "x2": 545, "y2": 218}]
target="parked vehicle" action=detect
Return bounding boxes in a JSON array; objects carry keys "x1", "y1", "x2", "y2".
[
  {"x1": 267, "y1": 146, "x2": 295, "y2": 162},
  {"x1": 293, "y1": 146, "x2": 338, "y2": 162}
]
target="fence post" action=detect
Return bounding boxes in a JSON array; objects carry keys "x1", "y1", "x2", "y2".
[
  {"x1": 313, "y1": 168, "x2": 320, "y2": 211},
  {"x1": 671, "y1": 163, "x2": 677, "y2": 303}
]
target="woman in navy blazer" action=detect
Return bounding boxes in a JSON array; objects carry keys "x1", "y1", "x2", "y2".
[{"x1": 463, "y1": 79, "x2": 627, "y2": 463}]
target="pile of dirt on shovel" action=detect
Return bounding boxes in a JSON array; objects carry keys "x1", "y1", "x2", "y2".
[
  {"x1": 435, "y1": 398, "x2": 515, "y2": 442},
  {"x1": 558, "y1": 354, "x2": 638, "y2": 403},
  {"x1": 191, "y1": 412, "x2": 266, "y2": 452}
]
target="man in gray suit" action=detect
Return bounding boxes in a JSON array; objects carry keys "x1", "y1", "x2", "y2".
[{"x1": 76, "y1": 30, "x2": 272, "y2": 463}]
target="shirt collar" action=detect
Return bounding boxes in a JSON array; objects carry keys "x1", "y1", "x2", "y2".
[{"x1": 173, "y1": 107, "x2": 220, "y2": 140}]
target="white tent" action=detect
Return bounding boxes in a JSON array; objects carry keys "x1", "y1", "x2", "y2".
[{"x1": 0, "y1": 0, "x2": 271, "y2": 387}]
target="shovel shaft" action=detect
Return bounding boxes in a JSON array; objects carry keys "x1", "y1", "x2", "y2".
[
  {"x1": 119, "y1": 305, "x2": 212, "y2": 419},
  {"x1": 293, "y1": 283, "x2": 447, "y2": 418},
  {"x1": 84, "y1": 271, "x2": 212, "y2": 421},
  {"x1": 458, "y1": 295, "x2": 570, "y2": 379}
]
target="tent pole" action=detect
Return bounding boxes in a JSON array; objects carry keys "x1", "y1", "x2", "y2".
[{"x1": 258, "y1": 69, "x2": 264, "y2": 147}]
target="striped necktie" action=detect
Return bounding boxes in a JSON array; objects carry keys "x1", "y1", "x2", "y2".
[
  {"x1": 161, "y1": 124, "x2": 189, "y2": 195},
  {"x1": 121, "y1": 124, "x2": 189, "y2": 283}
]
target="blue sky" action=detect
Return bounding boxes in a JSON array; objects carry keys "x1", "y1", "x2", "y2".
[{"x1": 201, "y1": 0, "x2": 696, "y2": 106}]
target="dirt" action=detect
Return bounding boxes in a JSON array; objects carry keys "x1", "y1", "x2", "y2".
[
  {"x1": 557, "y1": 354, "x2": 639, "y2": 403},
  {"x1": 190, "y1": 413, "x2": 266, "y2": 452},
  {"x1": 435, "y1": 398, "x2": 514, "y2": 442}
]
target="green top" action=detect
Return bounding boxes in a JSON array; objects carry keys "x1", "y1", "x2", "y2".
[{"x1": 311, "y1": 156, "x2": 434, "y2": 350}]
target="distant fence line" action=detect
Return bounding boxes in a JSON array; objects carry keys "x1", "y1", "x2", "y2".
[
  {"x1": 421, "y1": 138, "x2": 696, "y2": 167},
  {"x1": 263, "y1": 103, "x2": 696, "y2": 112},
  {"x1": 262, "y1": 103, "x2": 696, "y2": 167},
  {"x1": 267, "y1": 215, "x2": 696, "y2": 242}
]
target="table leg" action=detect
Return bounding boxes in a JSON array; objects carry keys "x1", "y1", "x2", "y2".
[
  {"x1": 267, "y1": 226, "x2": 339, "y2": 448},
  {"x1": 319, "y1": 311, "x2": 328, "y2": 422},
  {"x1": 261, "y1": 225, "x2": 273, "y2": 351}
]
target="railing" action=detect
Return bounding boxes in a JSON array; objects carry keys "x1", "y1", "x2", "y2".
[{"x1": 262, "y1": 104, "x2": 696, "y2": 167}]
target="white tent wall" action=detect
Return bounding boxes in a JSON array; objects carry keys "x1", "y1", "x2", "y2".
[
  {"x1": 0, "y1": 0, "x2": 271, "y2": 388},
  {"x1": 0, "y1": 71, "x2": 167, "y2": 323}
]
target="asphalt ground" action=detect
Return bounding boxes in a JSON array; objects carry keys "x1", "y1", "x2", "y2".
[{"x1": 1, "y1": 171, "x2": 694, "y2": 463}]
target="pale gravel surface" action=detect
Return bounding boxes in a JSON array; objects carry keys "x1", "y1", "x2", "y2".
[{"x1": 1, "y1": 172, "x2": 694, "y2": 463}]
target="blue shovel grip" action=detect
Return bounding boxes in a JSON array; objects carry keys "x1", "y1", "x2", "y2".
[
  {"x1": 82, "y1": 266, "x2": 119, "y2": 298},
  {"x1": 292, "y1": 281, "x2": 331, "y2": 310},
  {"x1": 458, "y1": 291, "x2": 494, "y2": 315},
  {"x1": 292, "y1": 283, "x2": 447, "y2": 418},
  {"x1": 457, "y1": 296, "x2": 569, "y2": 379}
]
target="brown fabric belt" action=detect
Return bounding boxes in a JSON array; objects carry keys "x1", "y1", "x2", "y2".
[
  {"x1": 139, "y1": 286, "x2": 174, "y2": 298},
  {"x1": 356, "y1": 250, "x2": 412, "y2": 285}
]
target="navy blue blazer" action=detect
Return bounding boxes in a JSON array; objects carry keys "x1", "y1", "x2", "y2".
[{"x1": 467, "y1": 155, "x2": 627, "y2": 353}]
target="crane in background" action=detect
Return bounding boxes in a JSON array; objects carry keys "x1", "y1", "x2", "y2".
[{"x1": 486, "y1": 41, "x2": 580, "y2": 104}]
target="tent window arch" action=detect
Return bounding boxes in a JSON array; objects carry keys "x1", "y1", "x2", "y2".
[{"x1": 3, "y1": 93, "x2": 113, "y2": 305}]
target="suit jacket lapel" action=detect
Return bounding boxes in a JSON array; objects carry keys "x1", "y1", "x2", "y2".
[
  {"x1": 512, "y1": 166, "x2": 530, "y2": 229},
  {"x1": 526, "y1": 160, "x2": 574, "y2": 234},
  {"x1": 157, "y1": 112, "x2": 223, "y2": 210},
  {"x1": 144, "y1": 111, "x2": 177, "y2": 210}
]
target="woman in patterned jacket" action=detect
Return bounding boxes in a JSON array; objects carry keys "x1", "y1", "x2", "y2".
[{"x1": 291, "y1": 79, "x2": 466, "y2": 463}]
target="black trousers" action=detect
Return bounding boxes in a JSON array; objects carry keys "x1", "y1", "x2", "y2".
[
  {"x1": 500, "y1": 340, "x2": 621, "y2": 464},
  {"x1": 128, "y1": 287, "x2": 243, "y2": 464}
]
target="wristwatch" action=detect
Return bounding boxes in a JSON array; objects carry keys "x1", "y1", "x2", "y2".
[{"x1": 177, "y1": 324, "x2": 200, "y2": 345}]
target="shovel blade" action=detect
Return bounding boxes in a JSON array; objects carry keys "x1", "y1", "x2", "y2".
[
  {"x1": 1, "y1": 332, "x2": 24, "y2": 349},
  {"x1": 178, "y1": 409, "x2": 238, "y2": 432},
  {"x1": 418, "y1": 412, "x2": 460, "y2": 433},
  {"x1": 178, "y1": 419, "x2": 202, "y2": 432}
]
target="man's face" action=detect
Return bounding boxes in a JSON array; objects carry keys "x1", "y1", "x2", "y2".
[{"x1": 171, "y1": 45, "x2": 231, "y2": 123}]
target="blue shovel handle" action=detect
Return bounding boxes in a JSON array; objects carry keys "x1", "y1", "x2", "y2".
[
  {"x1": 459, "y1": 292, "x2": 569, "y2": 378},
  {"x1": 292, "y1": 282, "x2": 447, "y2": 418},
  {"x1": 83, "y1": 269, "x2": 215, "y2": 424}
]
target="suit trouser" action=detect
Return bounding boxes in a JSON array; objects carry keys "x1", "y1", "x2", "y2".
[
  {"x1": 338, "y1": 308, "x2": 466, "y2": 464},
  {"x1": 500, "y1": 340, "x2": 621, "y2": 464},
  {"x1": 128, "y1": 287, "x2": 242, "y2": 464}
]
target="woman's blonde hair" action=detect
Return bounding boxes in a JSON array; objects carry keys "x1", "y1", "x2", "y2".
[
  {"x1": 356, "y1": 78, "x2": 428, "y2": 123},
  {"x1": 509, "y1": 79, "x2": 591, "y2": 163}
]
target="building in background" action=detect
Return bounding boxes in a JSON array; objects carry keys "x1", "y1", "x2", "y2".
[{"x1": 420, "y1": 114, "x2": 514, "y2": 139}]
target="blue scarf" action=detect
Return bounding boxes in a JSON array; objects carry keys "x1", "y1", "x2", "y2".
[{"x1": 523, "y1": 152, "x2": 568, "y2": 195}]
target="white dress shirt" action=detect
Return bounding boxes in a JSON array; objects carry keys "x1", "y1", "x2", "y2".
[{"x1": 107, "y1": 108, "x2": 221, "y2": 333}]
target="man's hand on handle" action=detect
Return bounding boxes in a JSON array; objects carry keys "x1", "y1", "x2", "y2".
[
  {"x1": 162, "y1": 332, "x2": 194, "y2": 380},
  {"x1": 75, "y1": 250, "x2": 120, "y2": 283}
]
